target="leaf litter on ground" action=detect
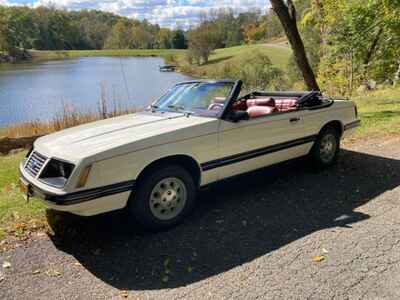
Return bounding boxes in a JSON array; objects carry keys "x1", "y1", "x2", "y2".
[{"x1": 312, "y1": 255, "x2": 325, "y2": 263}]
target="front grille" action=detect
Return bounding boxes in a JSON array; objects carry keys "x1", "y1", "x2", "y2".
[{"x1": 25, "y1": 151, "x2": 48, "y2": 177}]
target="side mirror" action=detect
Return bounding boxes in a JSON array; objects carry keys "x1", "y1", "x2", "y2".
[{"x1": 227, "y1": 110, "x2": 249, "y2": 122}]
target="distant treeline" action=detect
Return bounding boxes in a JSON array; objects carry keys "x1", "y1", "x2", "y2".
[
  {"x1": 0, "y1": 5, "x2": 188, "y2": 53},
  {"x1": 0, "y1": 5, "x2": 285, "y2": 57}
]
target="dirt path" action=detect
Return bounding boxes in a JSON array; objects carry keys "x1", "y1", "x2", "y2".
[
  {"x1": 264, "y1": 43, "x2": 291, "y2": 49},
  {"x1": 1, "y1": 136, "x2": 400, "y2": 299}
]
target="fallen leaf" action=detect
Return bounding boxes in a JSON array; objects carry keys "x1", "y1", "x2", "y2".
[
  {"x1": 312, "y1": 255, "x2": 325, "y2": 262},
  {"x1": 2, "y1": 261, "x2": 11, "y2": 269},
  {"x1": 120, "y1": 290, "x2": 129, "y2": 298},
  {"x1": 162, "y1": 275, "x2": 169, "y2": 283},
  {"x1": 322, "y1": 248, "x2": 329, "y2": 254},
  {"x1": 33, "y1": 270, "x2": 41, "y2": 275},
  {"x1": 187, "y1": 266, "x2": 193, "y2": 273},
  {"x1": 74, "y1": 262, "x2": 82, "y2": 267},
  {"x1": 45, "y1": 270, "x2": 62, "y2": 277},
  {"x1": 14, "y1": 223, "x2": 26, "y2": 231},
  {"x1": 0, "y1": 271, "x2": 4, "y2": 282}
]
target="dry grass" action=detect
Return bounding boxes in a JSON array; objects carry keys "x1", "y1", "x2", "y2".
[{"x1": 3, "y1": 86, "x2": 138, "y2": 138}]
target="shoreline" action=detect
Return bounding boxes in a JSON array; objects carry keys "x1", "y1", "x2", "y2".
[{"x1": 29, "y1": 49, "x2": 186, "y2": 62}]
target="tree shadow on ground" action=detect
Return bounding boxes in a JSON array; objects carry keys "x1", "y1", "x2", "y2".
[
  {"x1": 48, "y1": 149, "x2": 400, "y2": 290},
  {"x1": 203, "y1": 55, "x2": 233, "y2": 65}
]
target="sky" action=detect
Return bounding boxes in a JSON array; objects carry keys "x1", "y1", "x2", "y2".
[{"x1": 0, "y1": 0, "x2": 270, "y2": 28}]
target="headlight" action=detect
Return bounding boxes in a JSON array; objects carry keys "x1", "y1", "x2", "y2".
[{"x1": 39, "y1": 159, "x2": 75, "y2": 188}]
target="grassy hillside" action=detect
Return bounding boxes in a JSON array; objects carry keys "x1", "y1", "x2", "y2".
[{"x1": 177, "y1": 44, "x2": 292, "y2": 78}]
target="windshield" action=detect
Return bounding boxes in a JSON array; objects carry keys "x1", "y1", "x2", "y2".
[{"x1": 151, "y1": 82, "x2": 234, "y2": 117}]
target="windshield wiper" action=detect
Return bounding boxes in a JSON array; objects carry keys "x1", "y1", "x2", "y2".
[
  {"x1": 150, "y1": 104, "x2": 159, "y2": 112},
  {"x1": 167, "y1": 105, "x2": 194, "y2": 116}
]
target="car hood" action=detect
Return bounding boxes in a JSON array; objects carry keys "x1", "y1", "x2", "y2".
[{"x1": 34, "y1": 111, "x2": 218, "y2": 162}]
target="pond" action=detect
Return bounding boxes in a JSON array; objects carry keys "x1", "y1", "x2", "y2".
[{"x1": 0, "y1": 57, "x2": 193, "y2": 127}]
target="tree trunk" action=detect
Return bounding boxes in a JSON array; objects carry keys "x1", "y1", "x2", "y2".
[
  {"x1": 363, "y1": 28, "x2": 383, "y2": 67},
  {"x1": 270, "y1": 0, "x2": 320, "y2": 91},
  {"x1": 394, "y1": 59, "x2": 400, "y2": 87}
]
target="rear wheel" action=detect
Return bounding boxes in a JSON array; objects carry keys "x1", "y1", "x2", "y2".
[
  {"x1": 310, "y1": 127, "x2": 340, "y2": 169},
  {"x1": 128, "y1": 165, "x2": 196, "y2": 231}
]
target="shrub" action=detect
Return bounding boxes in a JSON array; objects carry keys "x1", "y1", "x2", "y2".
[{"x1": 210, "y1": 51, "x2": 288, "y2": 91}]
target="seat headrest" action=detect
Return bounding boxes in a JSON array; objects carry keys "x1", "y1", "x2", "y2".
[
  {"x1": 247, "y1": 106, "x2": 277, "y2": 118},
  {"x1": 247, "y1": 98, "x2": 275, "y2": 107}
]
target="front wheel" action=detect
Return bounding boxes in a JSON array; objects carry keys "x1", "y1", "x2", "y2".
[
  {"x1": 309, "y1": 127, "x2": 340, "y2": 169},
  {"x1": 127, "y1": 165, "x2": 196, "y2": 231}
]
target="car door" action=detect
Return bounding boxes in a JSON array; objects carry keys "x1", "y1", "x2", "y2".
[{"x1": 213, "y1": 109, "x2": 312, "y2": 180}]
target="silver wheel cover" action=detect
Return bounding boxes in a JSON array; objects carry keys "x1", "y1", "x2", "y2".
[
  {"x1": 149, "y1": 177, "x2": 187, "y2": 221},
  {"x1": 319, "y1": 133, "x2": 337, "y2": 163}
]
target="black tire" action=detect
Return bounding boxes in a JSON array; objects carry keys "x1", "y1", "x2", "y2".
[
  {"x1": 127, "y1": 164, "x2": 197, "y2": 232},
  {"x1": 309, "y1": 127, "x2": 341, "y2": 169}
]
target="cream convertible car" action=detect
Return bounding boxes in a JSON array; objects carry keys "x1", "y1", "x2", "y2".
[{"x1": 20, "y1": 80, "x2": 360, "y2": 231}]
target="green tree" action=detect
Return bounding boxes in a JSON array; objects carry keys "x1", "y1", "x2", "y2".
[
  {"x1": 305, "y1": 0, "x2": 400, "y2": 93},
  {"x1": 155, "y1": 28, "x2": 173, "y2": 49},
  {"x1": 132, "y1": 24, "x2": 154, "y2": 49},
  {"x1": 187, "y1": 22, "x2": 219, "y2": 65},
  {"x1": 0, "y1": 8, "x2": 17, "y2": 55},
  {"x1": 172, "y1": 29, "x2": 187, "y2": 49},
  {"x1": 104, "y1": 19, "x2": 133, "y2": 49}
]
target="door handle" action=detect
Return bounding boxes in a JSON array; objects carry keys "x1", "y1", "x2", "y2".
[{"x1": 290, "y1": 117, "x2": 301, "y2": 123}]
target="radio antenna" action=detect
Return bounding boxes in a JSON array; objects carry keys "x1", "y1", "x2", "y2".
[{"x1": 119, "y1": 56, "x2": 131, "y2": 102}]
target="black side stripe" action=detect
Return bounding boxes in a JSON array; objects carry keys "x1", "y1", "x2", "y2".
[
  {"x1": 45, "y1": 180, "x2": 136, "y2": 206},
  {"x1": 344, "y1": 120, "x2": 361, "y2": 131},
  {"x1": 201, "y1": 135, "x2": 317, "y2": 171}
]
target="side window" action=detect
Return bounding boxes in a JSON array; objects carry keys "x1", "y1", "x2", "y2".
[{"x1": 192, "y1": 85, "x2": 232, "y2": 109}]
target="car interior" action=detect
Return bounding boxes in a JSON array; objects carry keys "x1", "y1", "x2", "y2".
[
  {"x1": 233, "y1": 96, "x2": 299, "y2": 118},
  {"x1": 207, "y1": 90, "x2": 329, "y2": 119}
]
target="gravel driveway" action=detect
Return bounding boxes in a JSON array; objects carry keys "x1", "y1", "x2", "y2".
[{"x1": 1, "y1": 136, "x2": 400, "y2": 299}]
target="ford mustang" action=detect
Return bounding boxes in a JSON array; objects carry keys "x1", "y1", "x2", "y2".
[{"x1": 19, "y1": 80, "x2": 360, "y2": 231}]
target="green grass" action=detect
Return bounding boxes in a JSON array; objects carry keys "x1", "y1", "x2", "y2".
[
  {"x1": 353, "y1": 88, "x2": 400, "y2": 136},
  {"x1": 0, "y1": 151, "x2": 46, "y2": 242}
]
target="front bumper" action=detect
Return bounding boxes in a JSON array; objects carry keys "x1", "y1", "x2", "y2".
[{"x1": 19, "y1": 167, "x2": 135, "y2": 216}]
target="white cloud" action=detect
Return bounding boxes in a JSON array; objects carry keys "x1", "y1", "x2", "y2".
[{"x1": 5, "y1": 0, "x2": 270, "y2": 28}]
